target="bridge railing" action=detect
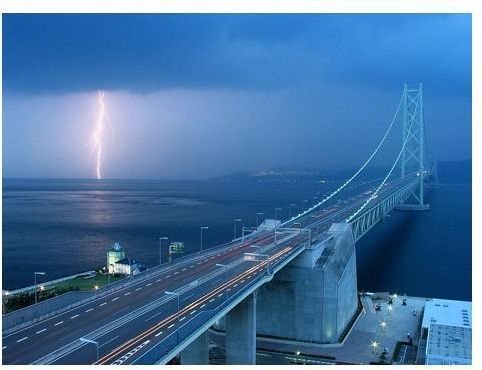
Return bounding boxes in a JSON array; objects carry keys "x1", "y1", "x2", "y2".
[
  {"x1": 132, "y1": 239, "x2": 308, "y2": 365},
  {"x1": 349, "y1": 178, "x2": 419, "y2": 241}
]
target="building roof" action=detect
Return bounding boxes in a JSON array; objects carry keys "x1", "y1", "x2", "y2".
[
  {"x1": 423, "y1": 299, "x2": 472, "y2": 363},
  {"x1": 427, "y1": 324, "x2": 471, "y2": 361},
  {"x1": 422, "y1": 299, "x2": 471, "y2": 329},
  {"x1": 114, "y1": 258, "x2": 141, "y2": 266}
]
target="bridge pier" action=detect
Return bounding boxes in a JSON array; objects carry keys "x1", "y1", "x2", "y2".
[
  {"x1": 225, "y1": 292, "x2": 257, "y2": 364},
  {"x1": 180, "y1": 331, "x2": 209, "y2": 364},
  {"x1": 255, "y1": 222, "x2": 358, "y2": 344}
]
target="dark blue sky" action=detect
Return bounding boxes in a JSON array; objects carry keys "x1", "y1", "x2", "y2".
[{"x1": 3, "y1": 14, "x2": 471, "y2": 179}]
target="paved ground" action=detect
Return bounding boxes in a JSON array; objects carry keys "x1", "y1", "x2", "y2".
[{"x1": 212, "y1": 293, "x2": 428, "y2": 364}]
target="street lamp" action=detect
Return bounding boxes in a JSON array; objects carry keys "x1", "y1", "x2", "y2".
[
  {"x1": 216, "y1": 263, "x2": 229, "y2": 299},
  {"x1": 200, "y1": 226, "x2": 209, "y2": 252},
  {"x1": 370, "y1": 340, "x2": 379, "y2": 354},
  {"x1": 294, "y1": 222, "x2": 302, "y2": 233},
  {"x1": 80, "y1": 337, "x2": 99, "y2": 361},
  {"x1": 387, "y1": 304, "x2": 393, "y2": 315},
  {"x1": 34, "y1": 272, "x2": 46, "y2": 305},
  {"x1": 380, "y1": 320, "x2": 387, "y2": 332},
  {"x1": 256, "y1": 213, "x2": 264, "y2": 227},
  {"x1": 289, "y1": 204, "x2": 296, "y2": 219},
  {"x1": 274, "y1": 208, "x2": 282, "y2": 221},
  {"x1": 233, "y1": 219, "x2": 242, "y2": 240},
  {"x1": 165, "y1": 291, "x2": 181, "y2": 344},
  {"x1": 251, "y1": 253, "x2": 270, "y2": 275},
  {"x1": 159, "y1": 237, "x2": 169, "y2": 265}
]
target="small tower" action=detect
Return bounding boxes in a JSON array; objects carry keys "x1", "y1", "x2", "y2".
[{"x1": 107, "y1": 242, "x2": 125, "y2": 273}]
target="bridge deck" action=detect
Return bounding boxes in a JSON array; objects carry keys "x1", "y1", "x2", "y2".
[{"x1": 2, "y1": 174, "x2": 420, "y2": 365}]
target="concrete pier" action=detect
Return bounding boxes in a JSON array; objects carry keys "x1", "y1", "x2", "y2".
[
  {"x1": 256, "y1": 223, "x2": 358, "y2": 343},
  {"x1": 180, "y1": 331, "x2": 209, "y2": 364},
  {"x1": 225, "y1": 293, "x2": 257, "y2": 364}
]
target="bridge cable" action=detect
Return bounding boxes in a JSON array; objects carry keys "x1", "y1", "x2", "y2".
[
  {"x1": 345, "y1": 93, "x2": 421, "y2": 223},
  {"x1": 281, "y1": 89, "x2": 405, "y2": 227}
]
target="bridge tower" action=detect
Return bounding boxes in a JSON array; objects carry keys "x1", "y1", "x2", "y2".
[{"x1": 398, "y1": 83, "x2": 430, "y2": 211}]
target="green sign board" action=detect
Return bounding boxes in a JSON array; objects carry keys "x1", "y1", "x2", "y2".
[{"x1": 169, "y1": 242, "x2": 185, "y2": 255}]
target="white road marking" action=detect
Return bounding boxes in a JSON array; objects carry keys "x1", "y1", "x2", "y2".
[
  {"x1": 112, "y1": 297, "x2": 119, "y2": 301},
  {"x1": 85, "y1": 308, "x2": 94, "y2": 313},
  {"x1": 36, "y1": 329, "x2": 47, "y2": 334},
  {"x1": 168, "y1": 324, "x2": 175, "y2": 329},
  {"x1": 197, "y1": 262, "x2": 202, "y2": 265},
  {"x1": 190, "y1": 265, "x2": 194, "y2": 268},
  {"x1": 135, "y1": 287, "x2": 142, "y2": 291},
  {"x1": 70, "y1": 314, "x2": 80, "y2": 319},
  {"x1": 209, "y1": 299, "x2": 215, "y2": 303},
  {"x1": 166, "y1": 275, "x2": 171, "y2": 278},
  {"x1": 146, "y1": 283, "x2": 152, "y2": 287},
  {"x1": 124, "y1": 292, "x2": 131, "y2": 296},
  {"x1": 201, "y1": 304, "x2": 206, "y2": 308},
  {"x1": 190, "y1": 310, "x2": 197, "y2": 315},
  {"x1": 179, "y1": 317, "x2": 186, "y2": 322},
  {"x1": 227, "y1": 288, "x2": 232, "y2": 292},
  {"x1": 99, "y1": 302, "x2": 107, "y2": 307},
  {"x1": 2, "y1": 346, "x2": 6, "y2": 350},
  {"x1": 17, "y1": 337, "x2": 28, "y2": 343},
  {"x1": 217, "y1": 254, "x2": 221, "y2": 256},
  {"x1": 247, "y1": 275, "x2": 252, "y2": 278},
  {"x1": 155, "y1": 331, "x2": 163, "y2": 337},
  {"x1": 234, "y1": 284, "x2": 238, "y2": 288},
  {"x1": 174, "y1": 272, "x2": 179, "y2": 275},
  {"x1": 54, "y1": 321, "x2": 64, "y2": 326},
  {"x1": 156, "y1": 279, "x2": 161, "y2": 282},
  {"x1": 218, "y1": 294, "x2": 223, "y2": 297},
  {"x1": 241, "y1": 280, "x2": 245, "y2": 283}
]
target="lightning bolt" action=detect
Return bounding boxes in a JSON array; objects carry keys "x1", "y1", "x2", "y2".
[{"x1": 93, "y1": 91, "x2": 105, "y2": 180}]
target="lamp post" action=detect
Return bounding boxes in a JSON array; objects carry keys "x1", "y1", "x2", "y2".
[
  {"x1": 289, "y1": 204, "x2": 296, "y2": 219},
  {"x1": 252, "y1": 253, "x2": 270, "y2": 275},
  {"x1": 294, "y1": 222, "x2": 302, "y2": 233},
  {"x1": 256, "y1": 213, "x2": 264, "y2": 228},
  {"x1": 165, "y1": 291, "x2": 181, "y2": 344},
  {"x1": 200, "y1": 226, "x2": 209, "y2": 252},
  {"x1": 159, "y1": 237, "x2": 169, "y2": 265},
  {"x1": 370, "y1": 340, "x2": 379, "y2": 354},
  {"x1": 34, "y1": 272, "x2": 46, "y2": 305},
  {"x1": 233, "y1": 219, "x2": 242, "y2": 240},
  {"x1": 80, "y1": 337, "x2": 99, "y2": 361},
  {"x1": 216, "y1": 263, "x2": 229, "y2": 300},
  {"x1": 274, "y1": 208, "x2": 282, "y2": 221},
  {"x1": 380, "y1": 320, "x2": 387, "y2": 332}
]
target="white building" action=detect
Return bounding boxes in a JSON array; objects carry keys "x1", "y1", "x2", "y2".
[
  {"x1": 112, "y1": 258, "x2": 142, "y2": 276},
  {"x1": 421, "y1": 299, "x2": 471, "y2": 365}
]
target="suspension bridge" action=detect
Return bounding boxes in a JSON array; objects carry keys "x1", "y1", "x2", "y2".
[{"x1": 2, "y1": 83, "x2": 435, "y2": 365}]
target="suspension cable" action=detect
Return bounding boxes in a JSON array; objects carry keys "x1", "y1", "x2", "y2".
[
  {"x1": 345, "y1": 92, "x2": 421, "y2": 223},
  {"x1": 281, "y1": 88, "x2": 405, "y2": 227}
]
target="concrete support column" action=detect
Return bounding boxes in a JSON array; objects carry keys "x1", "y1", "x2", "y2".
[
  {"x1": 225, "y1": 292, "x2": 257, "y2": 364},
  {"x1": 180, "y1": 331, "x2": 209, "y2": 364}
]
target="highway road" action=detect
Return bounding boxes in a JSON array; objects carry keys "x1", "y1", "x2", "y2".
[{"x1": 2, "y1": 174, "x2": 418, "y2": 364}]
